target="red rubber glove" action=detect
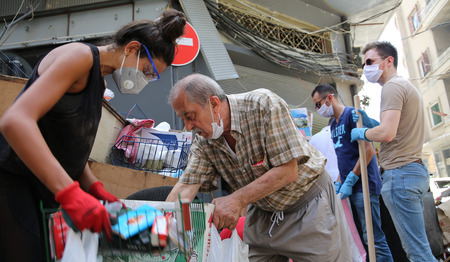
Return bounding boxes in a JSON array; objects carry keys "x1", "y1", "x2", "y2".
[
  {"x1": 88, "y1": 181, "x2": 119, "y2": 202},
  {"x1": 55, "y1": 181, "x2": 111, "y2": 241},
  {"x1": 88, "y1": 181, "x2": 126, "y2": 209}
]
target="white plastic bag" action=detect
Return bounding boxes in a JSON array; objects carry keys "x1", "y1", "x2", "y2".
[
  {"x1": 223, "y1": 228, "x2": 249, "y2": 262},
  {"x1": 206, "y1": 224, "x2": 224, "y2": 262},
  {"x1": 61, "y1": 228, "x2": 101, "y2": 262},
  {"x1": 103, "y1": 88, "x2": 114, "y2": 101},
  {"x1": 206, "y1": 224, "x2": 249, "y2": 262}
]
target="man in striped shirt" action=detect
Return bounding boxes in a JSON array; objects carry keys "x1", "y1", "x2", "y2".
[{"x1": 166, "y1": 73, "x2": 351, "y2": 261}]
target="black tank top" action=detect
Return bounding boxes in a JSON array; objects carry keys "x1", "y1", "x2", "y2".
[{"x1": 0, "y1": 43, "x2": 104, "y2": 205}]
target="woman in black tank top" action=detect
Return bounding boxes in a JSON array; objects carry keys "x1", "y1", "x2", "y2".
[{"x1": 0, "y1": 9, "x2": 185, "y2": 262}]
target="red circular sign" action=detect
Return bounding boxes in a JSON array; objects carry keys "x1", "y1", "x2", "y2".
[{"x1": 172, "y1": 22, "x2": 200, "y2": 66}]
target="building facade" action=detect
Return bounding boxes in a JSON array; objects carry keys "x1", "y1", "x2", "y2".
[
  {"x1": 395, "y1": 0, "x2": 450, "y2": 177},
  {"x1": 0, "y1": 0, "x2": 398, "y2": 133}
]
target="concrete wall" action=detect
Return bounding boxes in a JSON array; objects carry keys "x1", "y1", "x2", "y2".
[{"x1": 0, "y1": 0, "x2": 168, "y2": 50}]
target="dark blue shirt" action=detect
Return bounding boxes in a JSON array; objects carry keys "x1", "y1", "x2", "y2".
[{"x1": 330, "y1": 106, "x2": 381, "y2": 194}]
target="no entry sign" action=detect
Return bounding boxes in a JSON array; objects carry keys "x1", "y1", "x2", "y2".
[{"x1": 172, "y1": 22, "x2": 200, "y2": 66}]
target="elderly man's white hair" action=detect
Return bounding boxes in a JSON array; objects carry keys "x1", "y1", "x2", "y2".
[{"x1": 168, "y1": 73, "x2": 227, "y2": 106}]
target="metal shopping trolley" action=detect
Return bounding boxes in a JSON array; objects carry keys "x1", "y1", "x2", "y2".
[{"x1": 41, "y1": 199, "x2": 210, "y2": 262}]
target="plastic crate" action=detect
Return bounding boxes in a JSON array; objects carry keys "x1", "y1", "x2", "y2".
[
  {"x1": 110, "y1": 135, "x2": 191, "y2": 178},
  {"x1": 41, "y1": 200, "x2": 209, "y2": 262}
]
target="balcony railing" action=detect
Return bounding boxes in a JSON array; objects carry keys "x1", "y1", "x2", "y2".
[
  {"x1": 432, "y1": 46, "x2": 450, "y2": 72},
  {"x1": 421, "y1": 0, "x2": 438, "y2": 20}
]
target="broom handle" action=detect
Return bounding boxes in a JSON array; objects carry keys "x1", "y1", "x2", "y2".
[{"x1": 354, "y1": 95, "x2": 376, "y2": 262}]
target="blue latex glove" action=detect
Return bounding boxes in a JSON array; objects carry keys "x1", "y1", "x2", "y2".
[
  {"x1": 352, "y1": 109, "x2": 380, "y2": 128},
  {"x1": 351, "y1": 127, "x2": 371, "y2": 143},
  {"x1": 338, "y1": 171, "x2": 359, "y2": 199},
  {"x1": 334, "y1": 181, "x2": 342, "y2": 194}
]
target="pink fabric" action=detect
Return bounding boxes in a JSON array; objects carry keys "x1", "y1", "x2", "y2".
[
  {"x1": 220, "y1": 216, "x2": 245, "y2": 241},
  {"x1": 114, "y1": 119, "x2": 154, "y2": 164},
  {"x1": 341, "y1": 198, "x2": 367, "y2": 261}
]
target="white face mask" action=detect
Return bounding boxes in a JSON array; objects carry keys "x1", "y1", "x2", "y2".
[
  {"x1": 209, "y1": 100, "x2": 223, "y2": 139},
  {"x1": 317, "y1": 102, "x2": 334, "y2": 118},
  {"x1": 112, "y1": 50, "x2": 149, "y2": 94},
  {"x1": 363, "y1": 63, "x2": 384, "y2": 83}
]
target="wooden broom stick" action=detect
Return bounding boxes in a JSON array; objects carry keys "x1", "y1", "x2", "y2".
[{"x1": 354, "y1": 95, "x2": 376, "y2": 262}]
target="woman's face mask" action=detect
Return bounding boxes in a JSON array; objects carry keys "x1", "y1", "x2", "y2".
[{"x1": 112, "y1": 45, "x2": 160, "y2": 94}]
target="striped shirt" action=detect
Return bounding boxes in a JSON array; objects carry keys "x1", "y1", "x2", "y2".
[{"x1": 179, "y1": 89, "x2": 326, "y2": 211}]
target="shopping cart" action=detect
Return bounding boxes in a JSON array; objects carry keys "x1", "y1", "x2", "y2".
[{"x1": 41, "y1": 199, "x2": 209, "y2": 262}]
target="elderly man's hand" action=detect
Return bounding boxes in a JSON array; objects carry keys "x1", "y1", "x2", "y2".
[{"x1": 211, "y1": 194, "x2": 244, "y2": 231}]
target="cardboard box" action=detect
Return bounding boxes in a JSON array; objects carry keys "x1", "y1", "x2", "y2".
[
  {"x1": 139, "y1": 128, "x2": 193, "y2": 172},
  {"x1": 140, "y1": 128, "x2": 193, "y2": 145},
  {"x1": 437, "y1": 200, "x2": 450, "y2": 245},
  {"x1": 88, "y1": 161, "x2": 178, "y2": 199}
]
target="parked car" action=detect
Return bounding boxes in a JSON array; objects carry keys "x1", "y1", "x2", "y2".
[{"x1": 430, "y1": 177, "x2": 450, "y2": 205}]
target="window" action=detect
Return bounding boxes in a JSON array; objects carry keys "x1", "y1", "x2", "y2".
[
  {"x1": 408, "y1": 5, "x2": 421, "y2": 33},
  {"x1": 431, "y1": 102, "x2": 443, "y2": 126},
  {"x1": 417, "y1": 50, "x2": 431, "y2": 77}
]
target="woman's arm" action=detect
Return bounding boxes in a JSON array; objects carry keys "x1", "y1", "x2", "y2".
[{"x1": 0, "y1": 43, "x2": 94, "y2": 193}]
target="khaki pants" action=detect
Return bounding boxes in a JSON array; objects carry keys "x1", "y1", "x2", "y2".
[{"x1": 244, "y1": 171, "x2": 351, "y2": 262}]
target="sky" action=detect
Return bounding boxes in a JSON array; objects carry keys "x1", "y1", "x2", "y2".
[{"x1": 357, "y1": 16, "x2": 409, "y2": 121}]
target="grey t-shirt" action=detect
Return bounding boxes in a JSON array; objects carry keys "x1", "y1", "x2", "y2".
[{"x1": 379, "y1": 75, "x2": 424, "y2": 170}]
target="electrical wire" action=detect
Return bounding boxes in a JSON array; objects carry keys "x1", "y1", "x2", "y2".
[
  {"x1": 352, "y1": 0, "x2": 402, "y2": 25},
  {"x1": 233, "y1": 0, "x2": 346, "y2": 35},
  {"x1": 402, "y1": 21, "x2": 450, "y2": 40},
  {"x1": 232, "y1": 0, "x2": 402, "y2": 36},
  {"x1": 204, "y1": 0, "x2": 359, "y2": 77},
  {"x1": 0, "y1": 1, "x2": 38, "y2": 47},
  {"x1": 349, "y1": 0, "x2": 402, "y2": 46}
]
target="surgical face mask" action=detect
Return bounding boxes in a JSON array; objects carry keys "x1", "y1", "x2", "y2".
[
  {"x1": 112, "y1": 50, "x2": 149, "y2": 94},
  {"x1": 209, "y1": 100, "x2": 223, "y2": 139},
  {"x1": 363, "y1": 62, "x2": 385, "y2": 83},
  {"x1": 317, "y1": 102, "x2": 334, "y2": 118}
]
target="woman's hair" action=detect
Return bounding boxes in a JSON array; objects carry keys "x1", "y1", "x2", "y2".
[{"x1": 113, "y1": 9, "x2": 186, "y2": 65}]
